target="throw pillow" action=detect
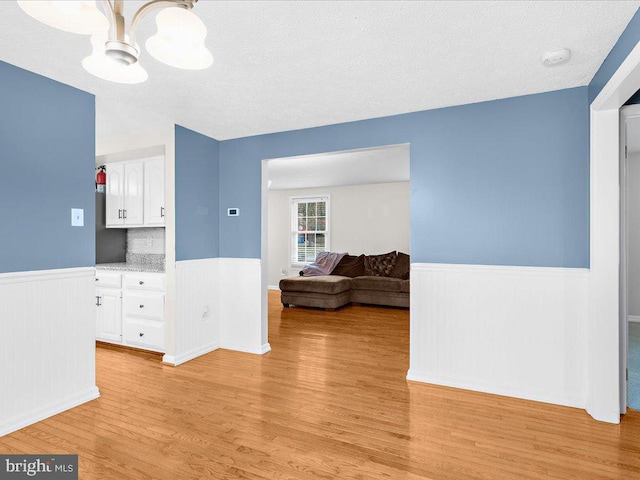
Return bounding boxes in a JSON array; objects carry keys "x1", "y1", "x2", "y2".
[
  {"x1": 389, "y1": 252, "x2": 410, "y2": 279},
  {"x1": 364, "y1": 251, "x2": 397, "y2": 277},
  {"x1": 331, "y1": 254, "x2": 365, "y2": 277}
]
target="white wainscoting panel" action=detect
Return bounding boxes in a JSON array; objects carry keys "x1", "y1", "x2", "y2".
[
  {"x1": 166, "y1": 259, "x2": 220, "y2": 366},
  {"x1": 218, "y1": 258, "x2": 268, "y2": 354},
  {"x1": 408, "y1": 263, "x2": 589, "y2": 409},
  {"x1": 0, "y1": 267, "x2": 100, "y2": 436}
]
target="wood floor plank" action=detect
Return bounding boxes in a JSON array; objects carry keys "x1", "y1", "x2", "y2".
[{"x1": 1, "y1": 290, "x2": 639, "y2": 479}]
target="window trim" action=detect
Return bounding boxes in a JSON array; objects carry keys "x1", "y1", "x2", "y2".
[{"x1": 289, "y1": 195, "x2": 330, "y2": 267}]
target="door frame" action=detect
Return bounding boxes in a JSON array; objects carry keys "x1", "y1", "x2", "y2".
[
  {"x1": 589, "y1": 39, "x2": 640, "y2": 423},
  {"x1": 618, "y1": 103, "x2": 640, "y2": 413}
]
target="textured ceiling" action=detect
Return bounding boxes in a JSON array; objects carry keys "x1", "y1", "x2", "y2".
[
  {"x1": 268, "y1": 144, "x2": 409, "y2": 190},
  {"x1": 0, "y1": 1, "x2": 639, "y2": 140}
]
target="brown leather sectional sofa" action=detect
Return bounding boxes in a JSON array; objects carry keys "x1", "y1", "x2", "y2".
[{"x1": 279, "y1": 252, "x2": 410, "y2": 310}]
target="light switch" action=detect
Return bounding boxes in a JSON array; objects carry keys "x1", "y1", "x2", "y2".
[{"x1": 71, "y1": 208, "x2": 84, "y2": 227}]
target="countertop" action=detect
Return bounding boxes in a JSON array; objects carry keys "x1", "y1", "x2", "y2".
[{"x1": 96, "y1": 262, "x2": 165, "y2": 273}]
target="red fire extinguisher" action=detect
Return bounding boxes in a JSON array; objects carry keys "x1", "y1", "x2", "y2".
[{"x1": 96, "y1": 166, "x2": 106, "y2": 193}]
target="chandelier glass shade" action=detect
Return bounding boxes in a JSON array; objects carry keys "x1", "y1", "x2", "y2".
[
  {"x1": 17, "y1": 1, "x2": 108, "y2": 35},
  {"x1": 146, "y1": 8, "x2": 213, "y2": 70},
  {"x1": 82, "y1": 32, "x2": 149, "y2": 84},
  {"x1": 17, "y1": 0, "x2": 212, "y2": 84}
]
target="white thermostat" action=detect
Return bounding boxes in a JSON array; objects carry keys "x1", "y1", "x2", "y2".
[{"x1": 227, "y1": 208, "x2": 240, "y2": 216}]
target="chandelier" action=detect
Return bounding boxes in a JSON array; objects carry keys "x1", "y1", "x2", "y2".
[{"x1": 17, "y1": 0, "x2": 213, "y2": 84}]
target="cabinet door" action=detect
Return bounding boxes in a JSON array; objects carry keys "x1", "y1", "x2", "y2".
[
  {"x1": 144, "y1": 157, "x2": 165, "y2": 226},
  {"x1": 124, "y1": 161, "x2": 144, "y2": 226},
  {"x1": 96, "y1": 288, "x2": 122, "y2": 343},
  {"x1": 105, "y1": 163, "x2": 125, "y2": 227}
]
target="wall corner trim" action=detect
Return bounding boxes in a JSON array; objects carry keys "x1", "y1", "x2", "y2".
[
  {"x1": 0, "y1": 266, "x2": 95, "y2": 284},
  {"x1": 175, "y1": 257, "x2": 220, "y2": 269}
]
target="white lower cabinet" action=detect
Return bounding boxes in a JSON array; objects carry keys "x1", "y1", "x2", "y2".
[
  {"x1": 96, "y1": 287, "x2": 122, "y2": 343},
  {"x1": 96, "y1": 270, "x2": 165, "y2": 353},
  {"x1": 123, "y1": 318, "x2": 165, "y2": 351}
]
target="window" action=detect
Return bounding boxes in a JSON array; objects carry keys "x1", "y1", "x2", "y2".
[{"x1": 291, "y1": 196, "x2": 329, "y2": 265}]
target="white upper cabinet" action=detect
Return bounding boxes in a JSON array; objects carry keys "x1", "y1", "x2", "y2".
[
  {"x1": 144, "y1": 157, "x2": 165, "y2": 226},
  {"x1": 105, "y1": 156, "x2": 165, "y2": 228},
  {"x1": 106, "y1": 163, "x2": 125, "y2": 226},
  {"x1": 123, "y1": 161, "x2": 144, "y2": 226}
]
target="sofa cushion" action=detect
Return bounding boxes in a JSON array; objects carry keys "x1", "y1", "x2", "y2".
[
  {"x1": 389, "y1": 252, "x2": 410, "y2": 280},
  {"x1": 363, "y1": 251, "x2": 397, "y2": 277},
  {"x1": 351, "y1": 290, "x2": 409, "y2": 308},
  {"x1": 350, "y1": 276, "x2": 403, "y2": 293},
  {"x1": 282, "y1": 291, "x2": 351, "y2": 309},
  {"x1": 279, "y1": 275, "x2": 352, "y2": 294},
  {"x1": 331, "y1": 254, "x2": 365, "y2": 277},
  {"x1": 399, "y1": 279, "x2": 410, "y2": 293}
]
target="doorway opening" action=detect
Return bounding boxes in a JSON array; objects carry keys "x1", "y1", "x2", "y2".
[{"x1": 260, "y1": 143, "x2": 410, "y2": 353}]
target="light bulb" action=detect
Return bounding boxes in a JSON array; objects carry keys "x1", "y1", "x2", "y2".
[
  {"x1": 18, "y1": 1, "x2": 108, "y2": 35},
  {"x1": 145, "y1": 7, "x2": 213, "y2": 70}
]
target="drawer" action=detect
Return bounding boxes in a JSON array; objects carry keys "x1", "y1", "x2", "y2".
[
  {"x1": 123, "y1": 293, "x2": 164, "y2": 320},
  {"x1": 123, "y1": 318, "x2": 164, "y2": 351},
  {"x1": 95, "y1": 271, "x2": 121, "y2": 288},
  {"x1": 124, "y1": 273, "x2": 165, "y2": 292}
]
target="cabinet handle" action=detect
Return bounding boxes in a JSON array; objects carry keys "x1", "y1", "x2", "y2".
[
  {"x1": 123, "y1": 209, "x2": 127, "y2": 219},
  {"x1": 118, "y1": 209, "x2": 122, "y2": 219},
  {"x1": 139, "y1": 332, "x2": 144, "y2": 337},
  {"x1": 96, "y1": 296, "x2": 101, "y2": 307},
  {"x1": 139, "y1": 281, "x2": 144, "y2": 285},
  {"x1": 161, "y1": 207, "x2": 165, "y2": 218},
  {"x1": 139, "y1": 304, "x2": 144, "y2": 309}
]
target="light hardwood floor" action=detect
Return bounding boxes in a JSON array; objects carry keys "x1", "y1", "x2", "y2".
[{"x1": 2, "y1": 290, "x2": 640, "y2": 479}]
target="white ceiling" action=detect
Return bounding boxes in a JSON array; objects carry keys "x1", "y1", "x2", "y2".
[
  {"x1": 0, "y1": 1, "x2": 639, "y2": 141},
  {"x1": 267, "y1": 144, "x2": 409, "y2": 190}
]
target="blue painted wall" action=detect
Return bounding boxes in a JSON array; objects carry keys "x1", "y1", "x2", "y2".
[
  {"x1": 175, "y1": 125, "x2": 220, "y2": 261},
  {"x1": 0, "y1": 61, "x2": 95, "y2": 274},
  {"x1": 220, "y1": 87, "x2": 590, "y2": 268},
  {"x1": 589, "y1": 7, "x2": 640, "y2": 103}
]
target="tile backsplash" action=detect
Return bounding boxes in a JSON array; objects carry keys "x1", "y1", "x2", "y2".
[{"x1": 126, "y1": 228, "x2": 165, "y2": 266}]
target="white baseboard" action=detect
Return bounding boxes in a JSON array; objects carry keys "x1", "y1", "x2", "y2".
[
  {"x1": 162, "y1": 341, "x2": 220, "y2": 366},
  {"x1": 406, "y1": 369, "x2": 583, "y2": 410},
  {"x1": 221, "y1": 342, "x2": 271, "y2": 355},
  {"x1": 268, "y1": 285, "x2": 280, "y2": 291},
  {"x1": 628, "y1": 315, "x2": 640, "y2": 323},
  {"x1": 0, "y1": 386, "x2": 100, "y2": 437}
]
